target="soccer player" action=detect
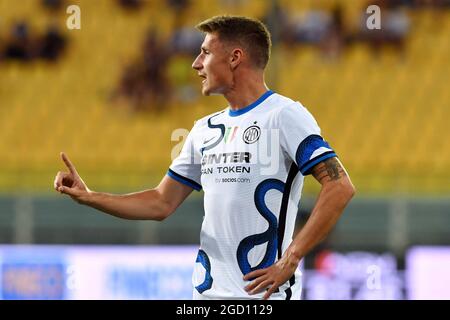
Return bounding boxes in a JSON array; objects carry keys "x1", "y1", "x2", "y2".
[{"x1": 54, "y1": 16, "x2": 355, "y2": 300}]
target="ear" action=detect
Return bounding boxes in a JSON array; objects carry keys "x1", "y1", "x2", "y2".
[{"x1": 229, "y1": 48, "x2": 243, "y2": 70}]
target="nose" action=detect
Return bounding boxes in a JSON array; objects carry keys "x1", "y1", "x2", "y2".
[{"x1": 192, "y1": 54, "x2": 202, "y2": 70}]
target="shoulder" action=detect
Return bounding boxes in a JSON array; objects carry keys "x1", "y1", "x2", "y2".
[
  {"x1": 272, "y1": 94, "x2": 318, "y2": 125},
  {"x1": 270, "y1": 92, "x2": 298, "y2": 108}
]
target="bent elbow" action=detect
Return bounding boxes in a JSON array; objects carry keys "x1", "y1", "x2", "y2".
[
  {"x1": 331, "y1": 178, "x2": 355, "y2": 201},
  {"x1": 153, "y1": 204, "x2": 175, "y2": 222},
  {"x1": 153, "y1": 214, "x2": 166, "y2": 222},
  {"x1": 343, "y1": 180, "x2": 356, "y2": 200}
]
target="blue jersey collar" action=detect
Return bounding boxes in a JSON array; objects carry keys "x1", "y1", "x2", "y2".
[{"x1": 228, "y1": 90, "x2": 274, "y2": 117}]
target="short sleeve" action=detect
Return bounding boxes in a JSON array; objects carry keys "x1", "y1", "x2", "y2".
[
  {"x1": 167, "y1": 124, "x2": 202, "y2": 191},
  {"x1": 279, "y1": 103, "x2": 337, "y2": 176}
]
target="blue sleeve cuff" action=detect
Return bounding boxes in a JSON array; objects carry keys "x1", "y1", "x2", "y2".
[
  {"x1": 300, "y1": 151, "x2": 337, "y2": 175},
  {"x1": 167, "y1": 169, "x2": 202, "y2": 191}
]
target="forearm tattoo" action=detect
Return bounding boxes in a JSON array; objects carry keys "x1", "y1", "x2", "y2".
[{"x1": 311, "y1": 157, "x2": 347, "y2": 183}]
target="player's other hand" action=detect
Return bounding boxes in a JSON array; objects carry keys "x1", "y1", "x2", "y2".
[
  {"x1": 243, "y1": 251, "x2": 300, "y2": 300},
  {"x1": 54, "y1": 152, "x2": 91, "y2": 203}
]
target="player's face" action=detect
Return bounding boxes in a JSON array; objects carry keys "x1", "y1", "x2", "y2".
[{"x1": 192, "y1": 33, "x2": 233, "y2": 96}]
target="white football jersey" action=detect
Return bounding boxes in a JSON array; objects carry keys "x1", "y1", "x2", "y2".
[{"x1": 168, "y1": 91, "x2": 336, "y2": 300}]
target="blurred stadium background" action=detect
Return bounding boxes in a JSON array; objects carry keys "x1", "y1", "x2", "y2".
[{"x1": 0, "y1": 0, "x2": 449, "y2": 299}]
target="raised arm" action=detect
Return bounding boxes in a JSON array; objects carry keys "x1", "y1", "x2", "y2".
[
  {"x1": 244, "y1": 157, "x2": 355, "y2": 299},
  {"x1": 54, "y1": 152, "x2": 193, "y2": 221}
]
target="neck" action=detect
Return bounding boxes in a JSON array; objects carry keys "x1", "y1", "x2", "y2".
[{"x1": 224, "y1": 73, "x2": 269, "y2": 111}]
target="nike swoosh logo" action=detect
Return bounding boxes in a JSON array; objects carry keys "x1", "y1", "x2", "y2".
[{"x1": 203, "y1": 137, "x2": 215, "y2": 144}]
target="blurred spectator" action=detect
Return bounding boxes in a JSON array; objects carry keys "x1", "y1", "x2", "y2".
[
  {"x1": 170, "y1": 24, "x2": 203, "y2": 56},
  {"x1": 113, "y1": 30, "x2": 172, "y2": 113},
  {"x1": 168, "y1": 0, "x2": 191, "y2": 33},
  {"x1": 320, "y1": 5, "x2": 346, "y2": 60},
  {"x1": 375, "y1": 0, "x2": 450, "y2": 8},
  {"x1": 41, "y1": 0, "x2": 65, "y2": 11},
  {"x1": 2, "y1": 21, "x2": 68, "y2": 64},
  {"x1": 354, "y1": 0, "x2": 410, "y2": 57},
  {"x1": 141, "y1": 29, "x2": 171, "y2": 106},
  {"x1": 117, "y1": 0, "x2": 144, "y2": 11},
  {"x1": 3, "y1": 22, "x2": 37, "y2": 61},
  {"x1": 167, "y1": 0, "x2": 190, "y2": 15},
  {"x1": 411, "y1": 0, "x2": 450, "y2": 8},
  {"x1": 38, "y1": 24, "x2": 67, "y2": 62},
  {"x1": 261, "y1": 1, "x2": 294, "y2": 46},
  {"x1": 261, "y1": 3, "x2": 348, "y2": 60},
  {"x1": 292, "y1": 10, "x2": 332, "y2": 45},
  {"x1": 384, "y1": 7, "x2": 410, "y2": 46},
  {"x1": 115, "y1": 63, "x2": 147, "y2": 110}
]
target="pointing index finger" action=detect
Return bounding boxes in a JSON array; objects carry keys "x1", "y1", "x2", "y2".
[{"x1": 60, "y1": 152, "x2": 77, "y2": 175}]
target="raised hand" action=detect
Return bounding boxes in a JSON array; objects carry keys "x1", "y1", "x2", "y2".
[{"x1": 54, "y1": 152, "x2": 91, "y2": 203}]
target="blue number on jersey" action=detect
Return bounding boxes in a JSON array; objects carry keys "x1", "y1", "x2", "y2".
[{"x1": 236, "y1": 179, "x2": 284, "y2": 278}]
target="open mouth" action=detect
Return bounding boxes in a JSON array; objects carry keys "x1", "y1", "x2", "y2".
[{"x1": 199, "y1": 74, "x2": 207, "y2": 84}]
